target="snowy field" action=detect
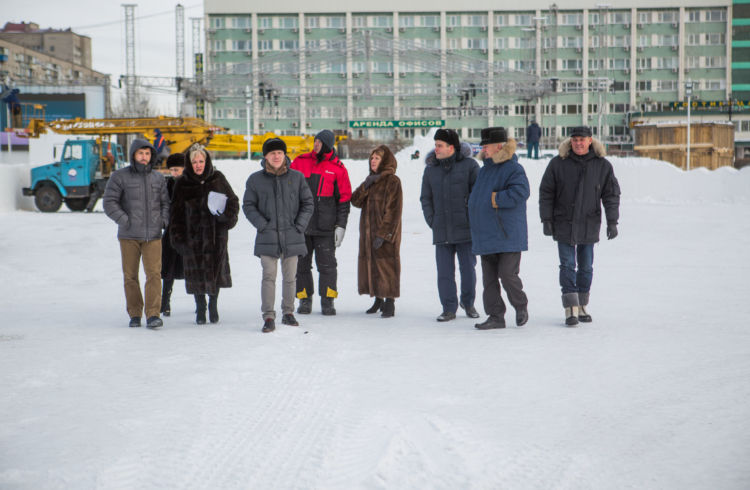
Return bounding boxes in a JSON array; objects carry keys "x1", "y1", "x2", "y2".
[{"x1": 1, "y1": 135, "x2": 750, "y2": 489}]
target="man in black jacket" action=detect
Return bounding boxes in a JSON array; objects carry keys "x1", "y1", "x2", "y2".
[
  {"x1": 420, "y1": 129, "x2": 480, "y2": 322},
  {"x1": 539, "y1": 126, "x2": 621, "y2": 326}
]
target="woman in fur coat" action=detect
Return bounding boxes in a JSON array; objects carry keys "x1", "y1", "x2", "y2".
[
  {"x1": 170, "y1": 144, "x2": 239, "y2": 324},
  {"x1": 350, "y1": 145, "x2": 403, "y2": 317}
]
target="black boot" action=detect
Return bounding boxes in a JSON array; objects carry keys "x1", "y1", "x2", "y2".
[
  {"x1": 262, "y1": 317, "x2": 275, "y2": 333},
  {"x1": 475, "y1": 316, "x2": 506, "y2": 330},
  {"x1": 366, "y1": 297, "x2": 383, "y2": 314},
  {"x1": 195, "y1": 294, "x2": 207, "y2": 325},
  {"x1": 321, "y1": 297, "x2": 336, "y2": 316},
  {"x1": 208, "y1": 294, "x2": 219, "y2": 323},
  {"x1": 381, "y1": 298, "x2": 395, "y2": 318},
  {"x1": 161, "y1": 279, "x2": 173, "y2": 316},
  {"x1": 297, "y1": 298, "x2": 312, "y2": 314}
]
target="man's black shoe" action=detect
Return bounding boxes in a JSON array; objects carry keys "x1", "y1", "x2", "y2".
[
  {"x1": 436, "y1": 311, "x2": 456, "y2": 322},
  {"x1": 321, "y1": 298, "x2": 336, "y2": 316},
  {"x1": 262, "y1": 318, "x2": 275, "y2": 333},
  {"x1": 460, "y1": 302, "x2": 480, "y2": 319},
  {"x1": 281, "y1": 313, "x2": 299, "y2": 326},
  {"x1": 129, "y1": 317, "x2": 142, "y2": 328},
  {"x1": 475, "y1": 317, "x2": 506, "y2": 330},
  {"x1": 146, "y1": 316, "x2": 163, "y2": 329},
  {"x1": 516, "y1": 308, "x2": 529, "y2": 327}
]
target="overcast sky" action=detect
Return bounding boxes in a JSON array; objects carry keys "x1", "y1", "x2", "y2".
[{"x1": 5, "y1": 0, "x2": 205, "y2": 113}]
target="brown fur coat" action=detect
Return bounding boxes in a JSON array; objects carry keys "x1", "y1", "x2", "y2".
[{"x1": 350, "y1": 146, "x2": 403, "y2": 299}]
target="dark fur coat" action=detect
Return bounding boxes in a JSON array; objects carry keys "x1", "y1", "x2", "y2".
[
  {"x1": 170, "y1": 151, "x2": 239, "y2": 294},
  {"x1": 350, "y1": 146, "x2": 402, "y2": 299}
]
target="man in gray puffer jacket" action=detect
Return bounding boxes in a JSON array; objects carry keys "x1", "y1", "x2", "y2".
[{"x1": 103, "y1": 138, "x2": 170, "y2": 329}]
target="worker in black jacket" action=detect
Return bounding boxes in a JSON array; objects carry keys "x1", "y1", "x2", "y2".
[{"x1": 539, "y1": 126, "x2": 621, "y2": 327}]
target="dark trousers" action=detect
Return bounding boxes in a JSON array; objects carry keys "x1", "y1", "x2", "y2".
[
  {"x1": 296, "y1": 234, "x2": 337, "y2": 298},
  {"x1": 435, "y1": 242, "x2": 476, "y2": 313},
  {"x1": 481, "y1": 252, "x2": 528, "y2": 318},
  {"x1": 558, "y1": 242, "x2": 594, "y2": 294},
  {"x1": 527, "y1": 142, "x2": 539, "y2": 159}
]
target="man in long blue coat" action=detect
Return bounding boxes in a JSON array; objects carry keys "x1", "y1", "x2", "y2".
[{"x1": 468, "y1": 127, "x2": 530, "y2": 329}]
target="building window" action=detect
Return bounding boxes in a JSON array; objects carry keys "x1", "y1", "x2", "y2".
[
  {"x1": 687, "y1": 10, "x2": 700, "y2": 23},
  {"x1": 561, "y1": 13, "x2": 583, "y2": 26},
  {"x1": 258, "y1": 40, "x2": 273, "y2": 52},
  {"x1": 231, "y1": 40, "x2": 249, "y2": 51},
  {"x1": 447, "y1": 15, "x2": 461, "y2": 27},
  {"x1": 281, "y1": 17, "x2": 298, "y2": 29},
  {"x1": 517, "y1": 37, "x2": 536, "y2": 49},
  {"x1": 211, "y1": 17, "x2": 225, "y2": 29},
  {"x1": 638, "y1": 35, "x2": 650, "y2": 48},
  {"x1": 657, "y1": 11, "x2": 678, "y2": 23},
  {"x1": 399, "y1": 16, "x2": 415, "y2": 27},
  {"x1": 705, "y1": 56, "x2": 726, "y2": 68},
  {"x1": 706, "y1": 9, "x2": 726, "y2": 22},
  {"x1": 659, "y1": 35, "x2": 679, "y2": 47},
  {"x1": 467, "y1": 15, "x2": 487, "y2": 27},
  {"x1": 687, "y1": 34, "x2": 701, "y2": 45},
  {"x1": 609, "y1": 12, "x2": 630, "y2": 24},
  {"x1": 421, "y1": 15, "x2": 439, "y2": 27},
  {"x1": 305, "y1": 16, "x2": 319, "y2": 28},
  {"x1": 230, "y1": 17, "x2": 250, "y2": 29},
  {"x1": 279, "y1": 40, "x2": 298, "y2": 51},
  {"x1": 259, "y1": 16, "x2": 273, "y2": 28},
  {"x1": 373, "y1": 16, "x2": 392, "y2": 27},
  {"x1": 706, "y1": 33, "x2": 725, "y2": 45},
  {"x1": 638, "y1": 12, "x2": 651, "y2": 24},
  {"x1": 327, "y1": 16, "x2": 344, "y2": 29},
  {"x1": 495, "y1": 15, "x2": 506, "y2": 26},
  {"x1": 515, "y1": 15, "x2": 532, "y2": 26},
  {"x1": 561, "y1": 37, "x2": 582, "y2": 48}
]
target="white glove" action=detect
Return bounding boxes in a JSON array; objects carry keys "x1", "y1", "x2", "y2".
[{"x1": 334, "y1": 226, "x2": 346, "y2": 247}]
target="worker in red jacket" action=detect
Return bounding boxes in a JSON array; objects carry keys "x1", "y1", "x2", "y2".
[{"x1": 290, "y1": 130, "x2": 352, "y2": 315}]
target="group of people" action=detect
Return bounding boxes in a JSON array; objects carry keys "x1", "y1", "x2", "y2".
[{"x1": 102, "y1": 124, "x2": 620, "y2": 332}]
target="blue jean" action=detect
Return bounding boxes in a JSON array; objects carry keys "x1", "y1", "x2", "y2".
[
  {"x1": 527, "y1": 142, "x2": 539, "y2": 159},
  {"x1": 435, "y1": 242, "x2": 477, "y2": 313},
  {"x1": 558, "y1": 242, "x2": 594, "y2": 294}
]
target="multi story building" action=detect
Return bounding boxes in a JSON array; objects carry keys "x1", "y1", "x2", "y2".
[
  {"x1": 0, "y1": 22, "x2": 92, "y2": 70},
  {"x1": 203, "y1": 0, "x2": 744, "y2": 147}
]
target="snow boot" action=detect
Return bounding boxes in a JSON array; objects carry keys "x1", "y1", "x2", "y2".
[
  {"x1": 562, "y1": 293, "x2": 580, "y2": 327},
  {"x1": 436, "y1": 311, "x2": 456, "y2": 322},
  {"x1": 515, "y1": 307, "x2": 529, "y2": 327},
  {"x1": 578, "y1": 292, "x2": 592, "y2": 323},
  {"x1": 208, "y1": 294, "x2": 219, "y2": 324},
  {"x1": 475, "y1": 316, "x2": 506, "y2": 330},
  {"x1": 262, "y1": 318, "x2": 275, "y2": 333},
  {"x1": 129, "y1": 316, "x2": 142, "y2": 328},
  {"x1": 366, "y1": 297, "x2": 383, "y2": 314},
  {"x1": 321, "y1": 297, "x2": 336, "y2": 316},
  {"x1": 297, "y1": 298, "x2": 312, "y2": 314},
  {"x1": 161, "y1": 286, "x2": 172, "y2": 317},
  {"x1": 282, "y1": 313, "x2": 299, "y2": 326},
  {"x1": 195, "y1": 294, "x2": 207, "y2": 325},
  {"x1": 381, "y1": 298, "x2": 395, "y2": 318},
  {"x1": 460, "y1": 302, "x2": 480, "y2": 319}
]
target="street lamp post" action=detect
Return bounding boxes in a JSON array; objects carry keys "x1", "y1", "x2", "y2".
[
  {"x1": 685, "y1": 80, "x2": 693, "y2": 171},
  {"x1": 245, "y1": 85, "x2": 252, "y2": 161}
]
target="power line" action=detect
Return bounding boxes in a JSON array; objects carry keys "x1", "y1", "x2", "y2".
[{"x1": 72, "y1": 3, "x2": 202, "y2": 31}]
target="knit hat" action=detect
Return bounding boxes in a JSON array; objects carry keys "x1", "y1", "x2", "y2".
[
  {"x1": 165, "y1": 153, "x2": 185, "y2": 168},
  {"x1": 434, "y1": 128, "x2": 460, "y2": 153},
  {"x1": 480, "y1": 127, "x2": 508, "y2": 145},
  {"x1": 262, "y1": 137, "x2": 287, "y2": 156},
  {"x1": 315, "y1": 129, "x2": 335, "y2": 153},
  {"x1": 570, "y1": 126, "x2": 593, "y2": 138}
]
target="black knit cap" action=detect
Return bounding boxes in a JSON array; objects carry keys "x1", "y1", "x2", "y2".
[
  {"x1": 480, "y1": 127, "x2": 507, "y2": 145},
  {"x1": 570, "y1": 126, "x2": 593, "y2": 138},
  {"x1": 315, "y1": 129, "x2": 335, "y2": 153},
  {"x1": 165, "y1": 153, "x2": 185, "y2": 168},
  {"x1": 434, "y1": 128, "x2": 460, "y2": 153},
  {"x1": 262, "y1": 137, "x2": 287, "y2": 156}
]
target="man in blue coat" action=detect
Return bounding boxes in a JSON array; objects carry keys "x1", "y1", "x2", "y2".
[
  {"x1": 468, "y1": 127, "x2": 530, "y2": 329},
  {"x1": 420, "y1": 129, "x2": 480, "y2": 322}
]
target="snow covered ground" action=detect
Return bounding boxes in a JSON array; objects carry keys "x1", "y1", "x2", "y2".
[{"x1": 1, "y1": 136, "x2": 750, "y2": 489}]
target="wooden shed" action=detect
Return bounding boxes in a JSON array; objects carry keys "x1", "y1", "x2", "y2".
[{"x1": 633, "y1": 122, "x2": 734, "y2": 170}]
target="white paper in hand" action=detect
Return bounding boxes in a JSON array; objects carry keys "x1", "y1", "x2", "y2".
[{"x1": 207, "y1": 191, "x2": 228, "y2": 216}]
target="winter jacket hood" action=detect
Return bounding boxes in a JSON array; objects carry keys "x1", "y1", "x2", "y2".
[
  {"x1": 371, "y1": 145, "x2": 398, "y2": 176},
  {"x1": 260, "y1": 156, "x2": 291, "y2": 176},
  {"x1": 558, "y1": 137, "x2": 607, "y2": 159},
  {"x1": 425, "y1": 141, "x2": 474, "y2": 167},
  {"x1": 128, "y1": 138, "x2": 157, "y2": 172},
  {"x1": 477, "y1": 138, "x2": 517, "y2": 163}
]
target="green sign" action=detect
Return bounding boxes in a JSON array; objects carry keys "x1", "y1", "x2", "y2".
[
  {"x1": 349, "y1": 119, "x2": 445, "y2": 129},
  {"x1": 669, "y1": 100, "x2": 750, "y2": 109}
]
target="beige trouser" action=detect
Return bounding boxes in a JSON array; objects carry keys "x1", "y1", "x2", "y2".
[
  {"x1": 119, "y1": 238, "x2": 162, "y2": 318},
  {"x1": 260, "y1": 254, "x2": 298, "y2": 320}
]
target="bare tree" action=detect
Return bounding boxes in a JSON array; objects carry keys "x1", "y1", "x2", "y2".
[{"x1": 111, "y1": 90, "x2": 157, "y2": 118}]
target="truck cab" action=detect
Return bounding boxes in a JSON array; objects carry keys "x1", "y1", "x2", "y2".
[{"x1": 23, "y1": 138, "x2": 125, "y2": 212}]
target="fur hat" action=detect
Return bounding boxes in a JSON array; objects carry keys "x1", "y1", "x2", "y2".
[
  {"x1": 165, "y1": 153, "x2": 185, "y2": 168},
  {"x1": 480, "y1": 127, "x2": 507, "y2": 145},
  {"x1": 315, "y1": 129, "x2": 335, "y2": 153},
  {"x1": 570, "y1": 126, "x2": 593, "y2": 138},
  {"x1": 434, "y1": 128, "x2": 460, "y2": 153},
  {"x1": 262, "y1": 137, "x2": 287, "y2": 156}
]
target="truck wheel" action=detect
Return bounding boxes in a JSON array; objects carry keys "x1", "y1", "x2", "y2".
[
  {"x1": 65, "y1": 198, "x2": 88, "y2": 212},
  {"x1": 35, "y1": 186, "x2": 63, "y2": 213}
]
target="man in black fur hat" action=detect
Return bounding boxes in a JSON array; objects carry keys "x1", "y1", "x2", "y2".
[{"x1": 420, "y1": 129, "x2": 480, "y2": 322}]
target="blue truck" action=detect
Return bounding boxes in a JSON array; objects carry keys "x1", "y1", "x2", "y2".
[{"x1": 22, "y1": 138, "x2": 126, "y2": 212}]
